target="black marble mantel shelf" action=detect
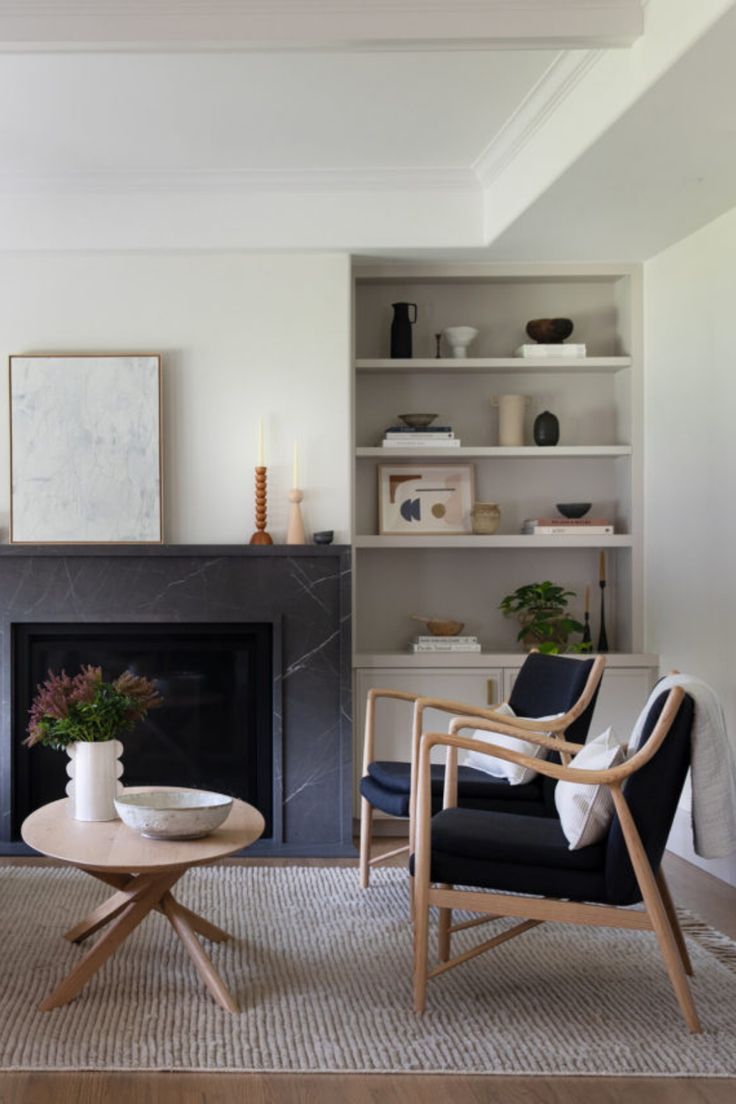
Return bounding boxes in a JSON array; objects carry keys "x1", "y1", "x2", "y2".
[
  {"x1": 0, "y1": 543, "x2": 353, "y2": 858},
  {"x1": 0, "y1": 544, "x2": 349, "y2": 557}
]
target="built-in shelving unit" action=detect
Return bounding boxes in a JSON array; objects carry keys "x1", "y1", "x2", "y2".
[
  {"x1": 351, "y1": 261, "x2": 643, "y2": 660},
  {"x1": 350, "y1": 261, "x2": 651, "y2": 819}
]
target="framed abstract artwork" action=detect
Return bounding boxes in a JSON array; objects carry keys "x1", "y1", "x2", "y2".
[
  {"x1": 9, "y1": 354, "x2": 163, "y2": 544},
  {"x1": 378, "y1": 464, "x2": 474, "y2": 536}
]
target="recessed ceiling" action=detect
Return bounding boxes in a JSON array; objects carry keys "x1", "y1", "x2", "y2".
[{"x1": 0, "y1": 51, "x2": 560, "y2": 179}]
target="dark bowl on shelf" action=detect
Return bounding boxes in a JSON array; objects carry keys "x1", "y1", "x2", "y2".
[
  {"x1": 556, "y1": 502, "x2": 592, "y2": 519},
  {"x1": 398, "y1": 413, "x2": 438, "y2": 428},
  {"x1": 313, "y1": 530, "x2": 334, "y2": 545},
  {"x1": 526, "y1": 318, "x2": 574, "y2": 344}
]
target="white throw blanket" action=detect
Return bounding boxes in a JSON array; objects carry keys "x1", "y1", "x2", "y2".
[{"x1": 629, "y1": 674, "x2": 736, "y2": 860}]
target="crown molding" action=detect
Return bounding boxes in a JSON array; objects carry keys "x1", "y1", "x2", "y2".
[
  {"x1": 0, "y1": 167, "x2": 478, "y2": 196},
  {"x1": 473, "y1": 49, "x2": 603, "y2": 186},
  {"x1": 0, "y1": 2, "x2": 644, "y2": 51}
]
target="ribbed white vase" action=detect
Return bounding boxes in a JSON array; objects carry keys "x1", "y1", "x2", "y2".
[{"x1": 66, "y1": 740, "x2": 124, "y2": 822}]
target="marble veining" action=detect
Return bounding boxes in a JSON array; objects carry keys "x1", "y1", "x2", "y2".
[{"x1": 0, "y1": 545, "x2": 352, "y2": 857}]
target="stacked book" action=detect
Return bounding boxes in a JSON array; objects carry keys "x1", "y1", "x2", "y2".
[
  {"x1": 522, "y1": 517, "x2": 614, "y2": 535},
  {"x1": 382, "y1": 425, "x2": 460, "y2": 448},
  {"x1": 515, "y1": 343, "x2": 587, "y2": 358},
  {"x1": 411, "y1": 635, "x2": 481, "y2": 654}
]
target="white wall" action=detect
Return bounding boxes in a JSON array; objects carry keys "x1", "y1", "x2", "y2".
[
  {"x1": 0, "y1": 252, "x2": 351, "y2": 544},
  {"x1": 645, "y1": 206, "x2": 736, "y2": 885}
]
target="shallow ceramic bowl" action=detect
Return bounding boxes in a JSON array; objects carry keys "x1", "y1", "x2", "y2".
[
  {"x1": 556, "y1": 502, "x2": 591, "y2": 519},
  {"x1": 398, "y1": 413, "x2": 438, "y2": 428},
  {"x1": 115, "y1": 789, "x2": 233, "y2": 840}
]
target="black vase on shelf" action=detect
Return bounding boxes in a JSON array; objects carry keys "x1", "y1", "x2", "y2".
[
  {"x1": 533, "y1": 410, "x2": 560, "y2": 447},
  {"x1": 390, "y1": 302, "x2": 417, "y2": 359}
]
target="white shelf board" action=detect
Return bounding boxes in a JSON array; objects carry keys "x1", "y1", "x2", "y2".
[
  {"x1": 354, "y1": 652, "x2": 659, "y2": 669},
  {"x1": 355, "y1": 357, "x2": 632, "y2": 375},
  {"x1": 354, "y1": 535, "x2": 633, "y2": 549},
  {"x1": 356, "y1": 445, "x2": 632, "y2": 459}
]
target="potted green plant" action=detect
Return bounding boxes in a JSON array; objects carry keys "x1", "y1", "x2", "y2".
[
  {"x1": 499, "y1": 581, "x2": 590, "y2": 654},
  {"x1": 25, "y1": 666, "x2": 162, "y2": 822}
]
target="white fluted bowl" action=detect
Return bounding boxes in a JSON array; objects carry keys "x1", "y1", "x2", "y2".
[{"x1": 115, "y1": 789, "x2": 233, "y2": 840}]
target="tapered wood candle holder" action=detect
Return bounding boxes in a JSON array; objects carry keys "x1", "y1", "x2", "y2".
[
  {"x1": 286, "y1": 488, "x2": 306, "y2": 545},
  {"x1": 249, "y1": 466, "x2": 273, "y2": 545}
]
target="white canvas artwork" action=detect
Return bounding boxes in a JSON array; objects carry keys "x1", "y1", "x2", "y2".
[{"x1": 10, "y1": 355, "x2": 162, "y2": 543}]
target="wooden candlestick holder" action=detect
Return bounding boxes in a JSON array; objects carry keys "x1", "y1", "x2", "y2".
[
  {"x1": 286, "y1": 488, "x2": 306, "y2": 545},
  {"x1": 249, "y1": 466, "x2": 273, "y2": 545}
]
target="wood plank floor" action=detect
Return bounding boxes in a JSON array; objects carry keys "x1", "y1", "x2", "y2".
[{"x1": 0, "y1": 845, "x2": 734, "y2": 1104}]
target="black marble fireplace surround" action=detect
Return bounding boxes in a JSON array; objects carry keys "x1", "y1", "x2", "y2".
[{"x1": 0, "y1": 545, "x2": 352, "y2": 857}]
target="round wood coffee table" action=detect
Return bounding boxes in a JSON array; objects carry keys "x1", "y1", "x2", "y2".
[{"x1": 21, "y1": 787, "x2": 264, "y2": 1013}]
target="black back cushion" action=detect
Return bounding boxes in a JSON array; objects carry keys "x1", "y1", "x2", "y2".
[
  {"x1": 509, "y1": 653, "x2": 599, "y2": 745},
  {"x1": 605, "y1": 690, "x2": 694, "y2": 906}
]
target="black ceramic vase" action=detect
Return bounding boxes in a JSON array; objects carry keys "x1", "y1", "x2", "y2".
[
  {"x1": 533, "y1": 410, "x2": 560, "y2": 447},
  {"x1": 390, "y1": 302, "x2": 417, "y2": 358}
]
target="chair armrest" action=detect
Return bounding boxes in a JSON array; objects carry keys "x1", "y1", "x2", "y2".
[
  {"x1": 449, "y1": 714, "x2": 583, "y2": 755},
  {"x1": 362, "y1": 688, "x2": 421, "y2": 774}
]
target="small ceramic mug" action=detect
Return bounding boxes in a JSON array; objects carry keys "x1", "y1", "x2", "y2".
[{"x1": 471, "y1": 502, "x2": 501, "y2": 535}]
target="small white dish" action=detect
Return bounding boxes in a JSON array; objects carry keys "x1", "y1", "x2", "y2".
[{"x1": 115, "y1": 789, "x2": 233, "y2": 840}]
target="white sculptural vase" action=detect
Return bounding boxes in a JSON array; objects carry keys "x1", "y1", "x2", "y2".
[{"x1": 66, "y1": 740, "x2": 124, "y2": 822}]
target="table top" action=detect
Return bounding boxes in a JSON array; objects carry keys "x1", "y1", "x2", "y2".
[{"x1": 21, "y1": 788, "x2": 265, "y2": 873}]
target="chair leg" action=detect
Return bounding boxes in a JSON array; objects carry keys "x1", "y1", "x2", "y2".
[
  {"x1": 359, "y1": 797, "x2": 373, "y2": 889},
  {"x1": 611, "y1": 787, "x2": 701, "y2": 1033},
  {"x1": 656, "y1": 868, "x2": 694, "y2": 976},
  {"x1": 413, "y1": 875, "x2": 430, "y2": 1014},
  {"x1": 438, "y1": 887, "x2": 452, "y2": 963}
]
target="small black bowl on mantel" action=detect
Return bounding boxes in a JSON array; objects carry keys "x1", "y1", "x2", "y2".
[
  {"x1": 526, "y1": 318, "x2": 574, "y2": 344},
  {"x1": 556, "y1": 502, "x2": 592, "y2": 519},
  {"x1": 313, "y1": 530, "x2": 334, "y2": 545}
]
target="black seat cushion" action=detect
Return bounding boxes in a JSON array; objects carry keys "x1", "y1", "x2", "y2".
[
  {"x1": 413, "y1": 807, "x2": 608, "y2": 902},
  {"x1": 362, "y1": 764, "x2": 549, "y2": 819},
  {"x1": 368, "y1": 759, "x2": 544, "y2": 802}
]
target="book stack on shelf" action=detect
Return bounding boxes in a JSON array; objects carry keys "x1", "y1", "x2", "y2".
[
  {"x1": 382, "y1": 425, "x2": 460, "y2": 448},
  {"x1": 522, "y1": 517, "x2": 614, "y2": 536},
  {"x1": 515, "y1": 343, "x2": 587, "y2": 358},
  {"x1": 411, "y1": 635, "x2": 481, "y2": 654}
]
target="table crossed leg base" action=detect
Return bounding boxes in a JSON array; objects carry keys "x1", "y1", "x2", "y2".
[{"x1": 40, "y1": 866, "x2": 238, "y2": 1014}]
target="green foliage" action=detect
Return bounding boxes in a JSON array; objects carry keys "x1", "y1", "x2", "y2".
[
  {"x1": 499, "y1": 581, "x2": 590, "y2": 654},
  {"x1": 25, "y1": 666, "x2": 161, "y2": 752}
]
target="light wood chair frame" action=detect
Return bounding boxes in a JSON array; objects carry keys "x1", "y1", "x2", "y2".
[
  {"x1": 359, "y1": 654, "x2": 606, "y2": 888},
  {"x1": 412, "y1": 684, "x2": 701, "y2": 1033}
]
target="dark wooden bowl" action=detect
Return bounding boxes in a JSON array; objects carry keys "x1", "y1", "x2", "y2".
[{"x1": 526, "y1": 318, "x2": 574, "y2": 344}]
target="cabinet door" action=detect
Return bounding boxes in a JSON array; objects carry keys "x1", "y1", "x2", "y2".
[
  {"x1": 503, "y1": 664, "x2": 655, "y2": 737},
  {"x1": 355, "y1": 668, "x2": 503, "y2": 812}
]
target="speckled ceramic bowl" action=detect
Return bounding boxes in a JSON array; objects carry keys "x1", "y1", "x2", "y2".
[{"x1": 114, "y1": 789, "x2": 233, "y2": 840}]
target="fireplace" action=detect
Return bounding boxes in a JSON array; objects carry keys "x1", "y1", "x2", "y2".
[
  {"x1": 0, "y1": 545, "x2": 352, "y2": 856},
  {"x1": 13, "y1": 622, "x2": 275, "y2": 839}
]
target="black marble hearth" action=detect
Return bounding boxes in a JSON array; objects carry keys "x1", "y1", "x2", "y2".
[{"x1": 0, "y1": 545, "x2": 352, "y2": 856}]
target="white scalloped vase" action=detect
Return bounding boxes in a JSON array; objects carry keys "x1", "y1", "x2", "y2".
[{"x1": 66, "y1": 740, "x2": 124, "y2": 822}]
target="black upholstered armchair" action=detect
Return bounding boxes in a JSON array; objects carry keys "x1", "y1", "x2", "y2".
[
  {"x1": 412, "y1": 686, "x2": 700, "y2": 1032},
  {"x1": 359, "y1": 652, "x2": 606, "y2": 887}
]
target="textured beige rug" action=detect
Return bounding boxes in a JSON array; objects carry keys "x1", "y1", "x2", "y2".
[{"x1": 1, "y1": 864, "x2": 736, "y2": 1074}]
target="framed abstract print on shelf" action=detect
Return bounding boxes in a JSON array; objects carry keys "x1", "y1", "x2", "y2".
[
  {"x1": 378, "y1": 464, "x2": 474, "y2": 536},
  {"x1": 9, "y1": 354, "x2": 163, "y2": 544}
]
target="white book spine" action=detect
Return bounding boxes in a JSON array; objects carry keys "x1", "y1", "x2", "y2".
[
  {"x1": 383, "y1": 439, "x2": 461, "y2": 447},
  {"x1": 515, "y1": 344, "x2": 587, "y2": 358},
  {"x1": 523, "y1": 525, "x2": 614, "y2": 535}
]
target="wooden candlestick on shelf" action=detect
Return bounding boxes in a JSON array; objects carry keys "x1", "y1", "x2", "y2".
[
  {"x1": 582, "y1": 584, "x2": 592, "y2": 646},
  {"x1": 249, "y1": 466, "x2": 273, "y2": 545},
  {"x1": 286, "y1": 488, "x2": 306, "y2": 545}
]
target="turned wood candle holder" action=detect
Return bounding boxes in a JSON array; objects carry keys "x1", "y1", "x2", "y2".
[
  {"x1": 286, "y1": 488, "x2": 306, "y2": 545},
  {"x1": 249, "y1": 466, "x2": 273, "y2": 545}
]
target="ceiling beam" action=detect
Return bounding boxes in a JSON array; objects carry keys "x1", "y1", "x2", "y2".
[{"x1": 0, "y1": 2, "x2": 644, "y2": 52}]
